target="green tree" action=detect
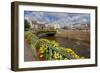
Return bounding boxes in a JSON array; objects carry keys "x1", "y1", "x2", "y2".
[{"x1": 24, "y1": 19, "x2": 30, "y2": 31}]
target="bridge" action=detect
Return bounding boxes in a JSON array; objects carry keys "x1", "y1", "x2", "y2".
[{"x1": 35, "y1": 30, "x2": 56, "y2": 37}]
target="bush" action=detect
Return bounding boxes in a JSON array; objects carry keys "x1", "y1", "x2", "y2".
[{"x1": 24, "y1": 19, "x2": 30, "y2": 31}]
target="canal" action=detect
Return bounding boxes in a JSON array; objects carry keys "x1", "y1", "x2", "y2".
[{"x1": 40, "y1": 36, "x2": 90, "y2": 58}]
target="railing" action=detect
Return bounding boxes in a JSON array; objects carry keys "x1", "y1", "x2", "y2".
[{"x1": 41, "y1": 45, "x2": 73, "y2": 60}]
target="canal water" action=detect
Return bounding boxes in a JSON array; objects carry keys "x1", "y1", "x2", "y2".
[{"x1": 40, "y1": 36, "x2": 90, "y2": 58}]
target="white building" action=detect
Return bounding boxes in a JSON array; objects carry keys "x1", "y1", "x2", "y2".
[
  {"x1": 45, "y1": 23, "x2": 60, "y2": 29},
  {"x1": 53, "y1": 24, "x2": 60, "y2": 29}
]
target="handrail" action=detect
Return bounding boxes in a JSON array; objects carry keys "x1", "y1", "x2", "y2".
[{"x1": 48, "y1": 45, "x2": 73, "y2": 59}]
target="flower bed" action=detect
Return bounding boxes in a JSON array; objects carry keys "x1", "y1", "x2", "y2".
[{"x1": 35, "y1": 39, "x2": 85, "y2": 60}]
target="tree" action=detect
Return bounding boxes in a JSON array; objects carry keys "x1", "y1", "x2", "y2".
[{"x1": 24, "y1": 19, "x2": 30, "y2": 31}]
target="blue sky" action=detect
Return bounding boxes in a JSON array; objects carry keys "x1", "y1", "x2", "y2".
[{"x1": 24, "y1": 11, "x2": 90, "y2": 27}]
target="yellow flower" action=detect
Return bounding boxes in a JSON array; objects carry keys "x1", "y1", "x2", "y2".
[
  {"x1": 44, "y1": 48, "x2": 47, "y2": 50},
  {"x1": 64, "y1": 58, "x2": 68, "y2": 60},
  {"x1": 81, "y1": 57, "x2": 85, "y2": 59},
  {"x1": 40, "y1": 50, "x2": 44, "y2": 53},
  {"x1": 59, "y1": 55, "x2": 62, "y2": 59},
  {"x1": 66, "y1": 48, "x2": 73, "y2": 52},
  {"x1": 46, "y1": 50, "x2": 48, "y2": 52},
  {"x1": 56, "y1": 53, "x2": 60, "y2": 58},
  {"x1": 74, "y1": 55, "x2": 80, "y2": 58},
  {"x1": 54, "y1": 56, "x2": 57, "y2": 59}
]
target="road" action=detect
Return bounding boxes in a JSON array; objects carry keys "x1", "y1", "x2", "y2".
[{"x1": 24, "y1": 41, "x2": 36, "y2": 61}]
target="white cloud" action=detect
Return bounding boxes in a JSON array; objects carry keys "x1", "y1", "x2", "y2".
[{"x1": 24, "y1": 11, "x2": 90, "y2": 27}]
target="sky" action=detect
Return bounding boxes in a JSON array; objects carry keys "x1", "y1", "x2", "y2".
[{"x1": 24, "y1": 11, "x2": 90, "y2": 27}]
